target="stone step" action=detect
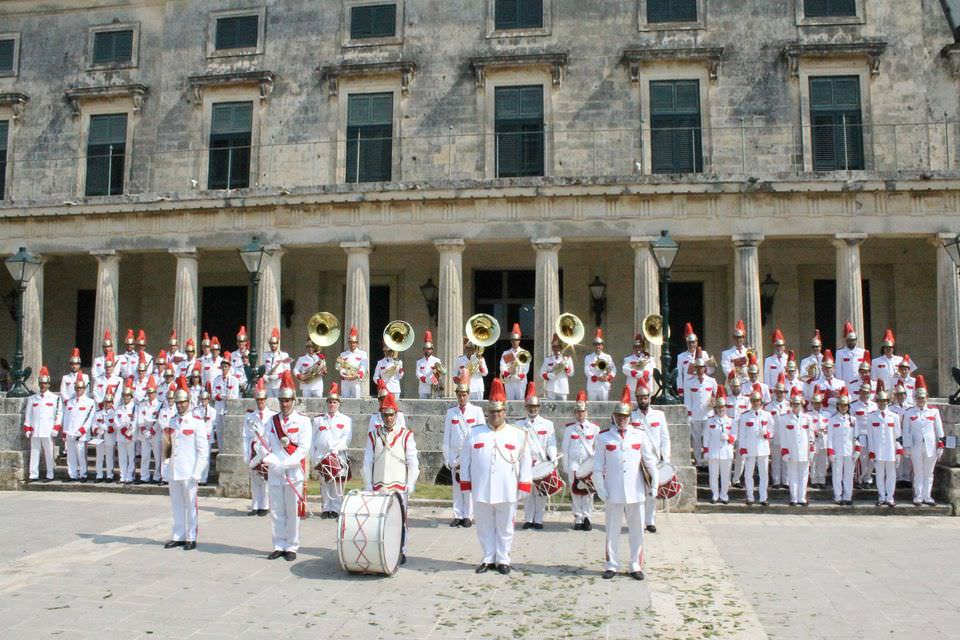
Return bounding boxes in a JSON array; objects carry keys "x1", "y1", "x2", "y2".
[
  {"x1": 49, "y1": 464, "x2": 220, "y2": 484},
  {"x1": 695, "y1": 501, "x2": 952, "y2": 516},
  {"x1": 21, "y1": 478, "x2": 219, "y2": 497},
  {"x1": 694, "y1": 483, "x2": 917, "y2": 500}
]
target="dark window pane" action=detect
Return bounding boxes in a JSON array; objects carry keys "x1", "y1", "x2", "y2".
[
  {"x1": 805, "y1": 0, "x2": 856, "y2": 17},
  {"x1": 215, "y1": 15, "x2": 259, "y2": 50},
  {"x1": 495, "y1": 0, "x2": 543, "y2": 30},
  {"x1": 475, "y1": 271, "x2": 503, "y2": 299},
  {"x1": 86, "y1": 114, "x2": 127, "y2": 196},
  {"x1": 351, "y1": 4, "x2": 397, "y2": 39},
  {"x1": 209, "y1": 102, "x2": 252, "y2": 189},
  {"x1": 648, "y1": 0, "x2": 697, "y2": 23},
  {"x1": 650, "y1": 80, "x2": 702, "y2": 173},
  {"x1": 507, "y1": 270, "x2": 535, "y2": 298},
  {"x1": 495, "y1": 85, "x2": 544, "y2": 178},
  {"x1": 0, "y1": 39, "x2": 14, "y2": 72},
  {"x1": 810, "y1": 76, "x2": 863, "y2": 171},
  {"x1": 346, "y1": 93, "x2": 393, "y2": 183},
  {"x1": 92, "y1": 30, "x2": 133, "y2": 64},
  {"x1": 0, "y1": 120, "x2": 7, "y2": 199}
]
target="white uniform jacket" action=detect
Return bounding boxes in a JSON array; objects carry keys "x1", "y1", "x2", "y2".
[
  {"x1": 261, "y1": 410, "x2": 312, "y2": 486},
  {"x1": 442, "y1": 403, "x2": 485, "y2": 469},
  {"x1": 703, "y1": 413, "x2": 735, "y2": 460},
  {"x1": 499, "y1": 348, "x2": 530, "y2": 385},
  {"x1": 865, "y1": 409, "x2": 903, "y2": 462},
  {"x1": 560, "y1": 420, "x2": 600, "y2": 477},
  {"x1": 373, "y1": 356, "x2": 404, "y2": 394},
  {"x1": 212, "y1": 373, "x2": 241, "y2": 415},
  {"x1": 584, "y1": 352, "x2": 616, "y2": 387},
  {"x1": 262, "y1": 350, "x2": 291, "y2": 394},
  {"x1": 115, "y1": 401, "x2": 137, "y2": 444},
  {"x1": 167, "y1": 412, "x2": 209, "y2": 482},
  {"x1": 836, "y1": 346, "x2": 866, "y2": 385},
  {"x1": 683, "y1": 375, "x2": 717, "y2": 421},
  {"x1": 59, "y1": 371, "x2": 84, "y2": 402},
  {"x1": 540, "y1": 353, "x2": 575, "y2": 396},
  {"x1": 735, "y1": 409, "x2": 773, "y2": 457},
  {"x1": 518, "y1": 415, "x2": 557, "y2": 463},
  {"x1": 459, "y1": 423, "x2": 533, "y2": 504},
  {"x1": 595, "y1": 426, "x2": 660, "y2": 504},
  {"x1": 763, "y1": 352, "x2": 788, "y2": 390},
  {"x1": 62, "y1": 395, "x2": 96, "y2": 440},
  {"x1": 200, "y1": 354, "x2": 221, "y2": 387},
  {"x1": 905, "y1": 406, "x2": 944, "y2": 458},
  {"x1": 454, "y1": 354, "x2": 488, "y2": 396},
  {"x1": 362, "y1": 425, "x2": 419, "y2": 493},
  {"x1": 311, "y1": 411, "x2": 353, "y2": 467},
  {"x1": 827, "y1": 412, "x2": 859, "y2": 458},
  {"x1": 415, "y1": 355, "x2": 442, "y2": 397},
  {"x1": 676, "y1": 348, "x2": 708, "y2": 397},
  {"x1": 24, "y1": 391, "x2": 63, "y2": 437},
  {"x1": 778, "y1": 412, "x2": 813, "y2": 463},
  {"x1": 720, "y1": 345, "x2": 748, "y2": 381},
  {"x1": 337, "y1": 349, "x2": 369, "y2": 383},
  {"x1": 242, "y1": 407, "x2": 276, "y2": 463},
  {"x1": 136, "y1": 399, "x2": 162, "y2": 441},
  {"x1": 630, "y1": 407, "x2": 671, "y2": 462}
]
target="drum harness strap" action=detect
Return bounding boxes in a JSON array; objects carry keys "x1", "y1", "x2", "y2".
[{"x1": 492, "y1": 425, "x2": 528, "y2": 483}]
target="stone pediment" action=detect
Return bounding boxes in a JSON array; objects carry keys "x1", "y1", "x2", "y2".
[
  {"x1": 187, "y1": 70, "x2": 275, "y2": 103},
  {"x1": 316, "y1": 60, "x2": 417, "y2": 96},
  {"x1": 782, "y1": 40, "x2": 887, "y2": 76},
  {"x1": 64, "y1": 84, "x2": 148, "y2": 118},
  {"x1": 0, "y1": 92, "x2": 29, "y2": 120},
  {"x1": 469, "y1": 52, "x2": 568, "y2": 88},
  {"x1": 620, "y1": 46, "x2": 724, "y2": 81}
]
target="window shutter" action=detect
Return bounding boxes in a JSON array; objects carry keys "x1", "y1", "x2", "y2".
[
  {"x1": 351, "y1": 4, "x2": 396, "y2": 39},
  {"x1": 519, "y1": 0, "x2": 543, "y2": 28},
  {"x1": 812, "y1": 113, "x2": 837, "y2": 171},
  {"x1": 0, "y1": 39, "x2": 15, "y2": 71},
  {"x1": 348, "y1": 93, "x2": 393, "y2": 126},
  {"x1": 114, "y1": 31, "x2": 133, "y2": 62},
  {"x1": 650, "y1": 118, "x2": 675, "y2": 173},
  {"x1": 647, "y1": 0, "x2": 671, "y2": 23},
  {"x1": 212, "y1": 103, "x2": 253, "y2": 135},
  {"x1": 496, "y1": 0, "x2": 520, "y2": 29},
  {"x1": 831, "y1": 78, "x2": 860, "y2": 109},
  {"x1": 216, "y1": 15, "x2": 258, "y2": 49},
  {"x1": 92, "y1": 33, "x2": 111, "y2": 64},
  {"x1": 89, "y1": 114, "x2": 127, "y2": 146},
  {"x1": 832, "y1": 0, "x2": 856, "y2": 15},
  {"x1": 809, "y1": 78, "x2": 834, "y2": 109},
  {"x1": 650, "y1": 82, "x2": 676, "y2": 115},
  {"x1": 804, "y1": 0, "x2": 829, "y2": 17},
  {"x1": 0, "y1": 121, "x2": 8, "y2": 153},
  {"x1": 673, "y1": 0, "x2": 698, "y2": 22},
  {"x1": 674, "y1": 81, "x2": 700, "y2": 113}
]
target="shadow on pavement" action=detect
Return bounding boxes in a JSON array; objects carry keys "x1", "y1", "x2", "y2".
[{"x1": 76, "y1": 532, "x2": 264, "y2": 557}]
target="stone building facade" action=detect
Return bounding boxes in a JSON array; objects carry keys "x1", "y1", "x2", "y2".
[{"x1": 0, "y1": 0, "x2": 959, "y2": 398}]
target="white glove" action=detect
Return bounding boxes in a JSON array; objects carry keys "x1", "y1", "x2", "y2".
[{"x1": 262, "y1": 453, "x2": 280, "y2": 469}]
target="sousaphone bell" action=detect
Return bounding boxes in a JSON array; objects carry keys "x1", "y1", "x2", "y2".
[
  {"x1": 383, "y1": 320, "x2": 415, "y2": 352},
  {"x1": 308, "y1": 312, "x2": 341, "y2": 348},
  {"x1": 465, "y1": 313, "x2": 500, "y2": 355},
  {"x1": 642, "y1": 313, "x2": 665, "y2": 347},
  {"x1": 554, "y1": 313, "x2": 585, "y2": 351}
]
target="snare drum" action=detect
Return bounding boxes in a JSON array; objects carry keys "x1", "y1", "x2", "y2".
[
  {"x1": 656, "y1": 461, "x2": 682, "y2": 499},
  {"x1": 338, "y1": 490, "x2": 405, "y2": 576},
  {"x1": 534, "y1": 469, "x2": 565, "y2": 496},
  {"x1": 571, "y1": 458, "x2": 596, "y2": 496},
  {"x1": 317, "y1": 452, "x2": 346, "y2": 482}
]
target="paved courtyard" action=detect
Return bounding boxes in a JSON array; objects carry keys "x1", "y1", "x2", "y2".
[{"x1": 0, "y1": 492, "x2": 959, "y2": 639}]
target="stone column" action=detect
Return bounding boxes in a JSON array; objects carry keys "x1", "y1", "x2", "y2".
[
  {"x1": 833, "y1": 233, "x2": 867, "y2": 350},
  {"x1": 936, "y1": 233, "x2": 960, "y2": 397},
  {"x1": 170, "y1": 249, "x2": 199, "y2": 348},
  {"x1": 91, "y1": 250, "x2": 120, "y2": 359},
  {"x1": 532, "y1": 238, "x2": 562, "y2": 391},
  {"x1": 631, "y1": 236, "x2": 661, "y2": 363},
  {"x1": 435, "y1": 239, "x2": 465, "y2": 397},
  {"x1": 732, "y1": 235, "x2": 764, "y2": 362},
  {"x1": 22, "y1": 259, "x2": 44, "y2": 389},
  {"x1": 255, "y1": 246, "x2": 284, "y2": 363},
  {"x1": 342, "y1": 241, "x2": 372, "y2": 397}
]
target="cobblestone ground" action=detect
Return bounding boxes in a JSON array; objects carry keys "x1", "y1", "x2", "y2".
[{"x1": 0, "y1": 492, "x2": 958, "y2": 639}]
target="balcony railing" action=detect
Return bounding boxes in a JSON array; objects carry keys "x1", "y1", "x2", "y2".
[{"x1": 1, "y1": 120, "x2": 958, "y2": 207}]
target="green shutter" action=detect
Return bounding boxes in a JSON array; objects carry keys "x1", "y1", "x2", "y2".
[
  {"x1": 215, "y1": 15, "x2": 259, "y2": 50},
  {"x1": 92, "y1": 30, "x2": 133, "y2": 64},
  {"x1": 0, "y1": 121, "x2": 7, "y2": 153},
  {"x1": 211, "y1": 102, "x2": 253, "y2": 135},
  {"x1": 88, "y1": 114, "x2": 127, "y2": 146},
  {"x1": 351, "y1": 4, "x2": 397, "y2": 39},
  {"x1": 810, "y1": 76, "x2": 860, "y2": 111},
  {"x1": 650, "y1": 80, "x2": 702, "y2": 173},
  {"x1": 495, "y1": 86, "x2": 543, "y2": 122},
  {"x1": 805, "y1": 0, "x2": 855, "y2": 17},
  {"x1": 648, "y1": 0, "x2": 697, "y2": 23},
  {"x1": 348, "y1": 93, "x2": 393, "y2": 126},
  {"x1": 495, "y1": 0, "x2": 542, "y2": 30},
  {"x1": 520, "y1": 0, "x2": 543, "y2": 27},
  {"x1": 809, "y1": 76, "x2": 863, "y2": 171},
  {"x1": 0, "y1": 39, "x2": 14, "y2": 71}
]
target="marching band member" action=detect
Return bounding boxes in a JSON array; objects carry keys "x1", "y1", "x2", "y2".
[
  {"x1": 193, "y1": 384, "x2": 216, "y2": 483},
  {"x1": 134, "y1": 329, "x2": 153, "y2": 377},
  {"x1": 133, "y1": 352, "x2": 151, "y2": 403},
  {"x1": 905, "y1": 376, "x2": 944, "y2": 506},
  {"x1": 865, "y1": 383, "x2": 903, "y2": 507},
  {"x1": 154, "y1": 350, "x2": 167, "y2": 378},
  {"x1": 115, "y1": 381, "x2": 138, "y2": 484},
  {"x1": 262, "y1": 327, "x2": 291, "y2": 398},
  {"x1": 541, "y1": 334, "x2": 575, "y2": 401},
  {"x1": 682, "y1": 352, "x2": 716, "y2": 468},
  {"x1": 414, "y1": 331, "x2": 442, "y2": 399},
  {"x1": 725, "y1": 373, "x2": 749, "y2": 487},
  {"x1": 198, "y1": 333, "x2": 212, "y2": 374},
  {"x1": 595, "y1": 386, "x2": 659, "y2": 581},
  {"x1": 827, "y1": 389, "x2": 857, "y2": 505},
  {"x1": 500, "y1": 323, "x2": 530, "y2": 402},
  {"x1": 311, "y1": 384, "x2": 352, "y2": 519},
  {"x1": 872, "y1": 329, "x2": 903, "y2": 390},
  {"x1": 294, "y1": 339, "x2": 326, "y2": 398},
  {"x1": 675, "y1": 323, "x2": 703, "y2": 400},
  {"x1": 561, "y1": 390, "x2": 598, "y2": 530},
  {"x1": 442, "y1": 377, "x2": 483, "y2": 527},
  {"x1": 93, "y1": 350, "x2": 122, "y2": 405},
  {"x1": 92, "y1": 330, "x2": 113, "y2": 382},
  {"x1": 62, "y1": 374, "x2": 95, "y2": 482},
  {"x1": 373, "y1": 343, "x2": 404, "y2": 397},
  {"x1": 720, "y1": 320, "x2": 749, "y2": 383},
  {"x1": 459, "y1": 378, "x2": 533, "y2": 575},
  {"x1": 201, "y1": 335, "x2": 222, "y2": 388},
  {"x1": 187, "y1": 362, "x2": 204, "y2": 407},
  {"x1": 337, "y1": 326, "x2": 368, "y2": 399},
  {"x1": 808, "y1": 389, "x2": 831, "y2": 489},
  {"x1": 631, "y1": 378, "x2": 670, "y2": 532},
  {"x1": 136, "y1": 376, "x2": 163, "y2": 484},
  {"x1": 848, "y1": 354, "x2": 875, "y2": 397},
  {"x1": 118, "y1": 329, "x2": 139, "y2": 380},
  {"x1": 800, "y1": 330, "x2": 824, "y2": 400},
  {"x1": 703, "y1": 387, "x2": 735, "y2": 504},
  {"x1": 892, "y1": 382, "x2": 913, "y2": 483},
  {"x1": 242, "y1": 378, "x2": 272, "y2": 516},
  {"x1": 212, "y1": 355, "x2": 241, "y2": 451},
  {"x1": 455, "y1": 339, "x2": 488, "y2": 401},
  {"x1": 850, "y1": 380, "x2": 877, "y2": 489},
  {"x1": 766, "y1": 374, "x2": 790, "y2": 489},
  {"x1": 93, "y1": 387, "x2": 117, "y2": 482},
  {"x1": 230, "y1": 326, "x2": 250, "y2": 376},
  {"x1": 784, "y1": 352, "x2": 804, "y2": 398},
  {"x1": 779, "y1": 388, "x2": 813, "y2": 506},
  {"x1": 763, "y1": 329, "x2": 788, "y2": 390},
  {"x1": 177, "y1": 338, "x2": 198, "y2": 380},
  {"x1": 836, "y1": 321, "x2": 865, "y2": 387},
  {"x1": 162, "y1": 376, "x2": 208, "y2": 551},
  {"x1": 363, "y1": 391, "x2": 419, "y2": 565},
  {"x1": 892, "y1": 357, "x2": 917, "y2": 409},
  {"x1": 622, "y1": 334, "x2": 656, "y2": 403},
  {"x1": 23, "y1": 366, "x2": 63, "y2": 480},
  {"x1": 737, "y1": 384, "x2": 773, "y2": 506},
  {"x1": 157, "y1": 384, "x2": 176, "y2": 485},
  {"x1": 744, "y1": 353, "x2": 770, "y2": 405},
  {"x1": 816, "y1": 350, "x2": 846, "y2": 411},
  {"x1": 367, "y1": 380, "x2": 408, "y2": 434},
  {"x1": 166, "y1": 330, "x2": 185, "y2": 373},
  {"x1": 259, "y1": 372, "x2": 311, "y2": 561},
  {"x1": 519, "y1": 383, "x2": 556, "y2": 530},
  {"x1": 60, "y1": 348, "x2": 84, "y2": 402},
  {"x1": 584, "y1": 328, "x2": 615, "y2": 401}
]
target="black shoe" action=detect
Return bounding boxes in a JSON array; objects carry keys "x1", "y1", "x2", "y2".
[
  {"x1": 925, "y1": 500, "x2": 937, "y2": 506},
  {"x1": 834, "y1": 500, "x2": 843, "y2": 505},
  {"x1": 845, "y1": 500, "x2": 854, "y2": 506},
  {"x1": 573, "y1": 522, "x2": 583, "y2": 530},
  {"x1": 284, "y1": 551, "x2": 297, "y2": 561},
  {"x1": 533, "y1": 523, "x2": 544, "y2": 530},
  {"x1": 399, "y1": 554, "x2": 406, "y2": 565},
  {"x1": 267, "y1": 550, "x2": 284, "y2": 560},
  {"x1": 601, "y1": 570, "x2": 615, "y2": 579},
  {"x1": 645, "y1": 525, "x2": 656, "y2": 533},
  {"x1": 183, "y1": 541, "x2": 196, "y2": 551},
  {"x1": 247, "y1": 510, "x2": 258, "y2": 516},
  {"x1": 629, "y1": 571, "x2": 645, "y2": 581},
  {"x1": 887, "y1": 501, "x2": 895, "y2": 508},
  {"x1": 496, "y1": 564, "x2": 511, "y2": 575},
  {"x1": 710, "y1": 498, "x2": 718, "y2": 504},
  {"x1": 582, "y1": 518, "x2": 592, "y2": 532},
  {"x1": 745, "y1": 500, "x2": 754, "y2": 506},
  {"x1": 760, "y1": 501, "x2": 769, "y2": 507},
  {"x1": 522, "y1": 522, "x2": 533, "y2": 530},
  {"x1": 79, "y1": 477, "x2": 87, "y2": 483},
  {"x1": 449, "y1": 518, "x2": 462, "y2": 527},
  {"x1": 801, "y1": 501, "x2": 808, "y2": 507},
  {"x1": 720, "y1": 499, "x2": 729, "y2": 505},
  {"x1": 789, "y1": 501, "x2": 797, "y2": 507},
  {"x1": 475, "y1": 562, "x2": 491, "y2": 574},
  {"x1": 164, "y1": 540, "x2": 185, "y2": 549},
  {"x1": 258, "y1": 509, "x2": 268, "y2": 517},
  {"x1": 133, "y1": 479, "x2": 144, "y2": 485},
  {"x1": 158, "y1": 481, "x2": 168, "y2": 487},
  {"x1": 461, "y1": 518, "x2": 472, "y2": 528}
]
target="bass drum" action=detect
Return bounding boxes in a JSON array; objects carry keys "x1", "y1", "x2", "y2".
[{"x1": 338, "y1": 490, "x2": 405, "y2": 576}]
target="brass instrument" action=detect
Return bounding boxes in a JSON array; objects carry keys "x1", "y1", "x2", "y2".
[
  {"x1": 555, "y1": 313, "x2": 585, "y2": 350},
  {"x1": 595, "y1": 358, "x2": 608, "y2": 372},
  {"x1": 383, "y1": 320, "x2": 415, "y2": 353},
  {"x1": 805, "y1": 361, "x2": 820, "y2": 381},
  {"x1": 642, "y1": 313, "x2": 664, "y2": 347},
  {"x1": 336, "y1": 355, "x2": 359, "y2": 379},
  {"x1": 307, "y1": 311, "x2": 341, "y2": 348},
  {"x1": 466, "y1": 313, "x2": 500, "y2": 352},
  {"x1": 517, "y1": 349, "x2": 531, "y2": 366},
  {"x1": 431, "y1": 361, "x2": 447, "y2": 394},
  {"x1": 299, "y1": 356, "x2": 327, "y2": 383},
  {"x1": 266, "y1": 353, "x2": 291, "y2": 377}
]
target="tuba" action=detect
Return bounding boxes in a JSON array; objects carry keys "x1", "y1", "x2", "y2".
[
  {"x1": 308, "y1": 312, "x2": 341, "y2": 348},
  {"x1": 554, "y1": 313, "x2": 585, "y2": 355},
  {"x1": 465, "y1": 314, "x2": 500, "y2": 355},
  {"x1": 642, "y1": 314, "x2": 664, "y2": 347},
  {"x1": 383, "y1": 320, "x2": 415, "y2": 352}
]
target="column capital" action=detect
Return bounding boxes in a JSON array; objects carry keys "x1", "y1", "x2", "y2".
[
  {"x1": 531, "y1": 237, "x2": 562, "y2": 251},
  {"x1": 832, "y1": 233, "x2": 867, "y2": 247},
  {"x1": 90, "y1": 249, "x2": 119, "y2": 259},
  {"x1": 932, "y1": 231, "x2": 959, "y2": 248},
  {"x1": 629, "y1": 235, "x2": 658, "y2": 250},
  {"x1": 340, "y1": 240, "x2": 372, "y2": 254},
  {"x1": 731, "y1": 234, "x2": 764, "y2": 247},
  {"x1": 433, "y1": 238, "x2": 465, "y2": 252},
  {"x1": 169, "y1": 247, "x2": 198, "y2": 258}
]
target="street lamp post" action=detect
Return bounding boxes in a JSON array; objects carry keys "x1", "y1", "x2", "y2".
[
  {"x1": 239, "y1": 238, "x2": 272, "y2": 396},
  {"x1": 649, "y1": 230, "x2": 681, "y2": 405},
  {"x1": 5, "y1": 247, "x2": 42, "y2": 398}
]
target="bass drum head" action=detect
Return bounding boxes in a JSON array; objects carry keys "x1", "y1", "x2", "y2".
[
  {"x1": 381, "y1": 492, "x2": 405, "y2": 576},
  {"x1": 575, "y1": 457, "x2": 594, "y2": 479},
  {"x1": 338, "y1": 490, "x2": 404, "y2": 577}
]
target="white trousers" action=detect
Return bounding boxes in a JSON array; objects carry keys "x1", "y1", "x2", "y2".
[
  {"x1": 912, "y1": 453, "x2": 937, "y2": 502},
  {"x1": 95, "y1": 440, "x2": 115, "y2": 479},
  {"x1": 832, "y1": 456, "x2": 855, "y2": 501},
  {"x1": 858, "y1": 453, "x2": 874, "y2": 485},
  {"x1": 469, "y1": 390, "x2": 484, "y2": 401},
  {"x1": 474, "y1": 501, "x2": 517, "y2": 565},
  {"x1": 504, "y1": 379, "x2": 525, "y2": 401},
  {"x1": 452, "y1": 477, "x2": 474, "y2": 519},
  {"x1": 786, "y1": 460, "x2": 809, "y2": 503},
  {"x1": 810, "y1": 449, "x2": 828, "y2": 485},
  {"x1": 604, "y1": 502, "x2": 645, "y2": 572},
  {"x1": 169, "y1": 479, "x2": 199, "y2": 542},
  {"x1": 587, "y1": 385, "x2": 610, "y2": 402},
  {"x1": 117, "y1": 440, "x2": 136, "y2": 482},
  {"x1": 340, "y1": 379, "x2": 362, "y2": 399},
  {"x1": 250, "y1": 472, "x2": 270, "y2": 510},
  {"x1": 65, "y1": 436, "x2": 88, "y2": 479},
  {"x1": 268, "y1": 482, "x2": 302, "y2": 552},
  {"x1": 319, "y1": 478, "x2": 344, "y2": 513},
  {"x1": 524, "y1": 490, "x2": 546, "y2": 524},
  {"x1": 199, "y1": 445, "x2": 212, "y2": 483},
  {"x1": 743, "y1": 455, "x2": 769, "y2": 502},
  {"x1": 708, "y1": 458, "x2": 732, "y2": 501},
  {"x1": 568, "y1": 473, "x2": 593, "y2": 521},
  {"x1": 28, "y1": 436, "x2": 55, "y2": 480},
  {"x1": 418, "y1": 391, "x2": 432, "y2": 400},
  {"x1": 874, "y1": 460, "x2": 897, "y2": 503},
  {"x1": 301, "y1": 385, "x2": 323, "y2": 398},
  {"x1": 733, "y1": 449, "x2": 745, "y2": 482},
  {"x1": 140, "y1": 436, "x2": 162, "y2": 481},
  {"x1": 898, "y1": 454, "x2": 913, "y2": 482},
  {"x1": 546, "y1": 391, "x2": 567, "y2": 401},
  {"x1": 690, "y1": 419, "x2": 707, "y2": 466},
  {"x1": 644, "y1": 495, "x2": 657, "y2": 526},
  {"x1": 769, "y1": 435, "x2": 783, "y2": 485}
]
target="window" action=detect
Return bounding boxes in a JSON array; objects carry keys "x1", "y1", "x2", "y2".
[
  {"x1": 495, "y1": 85, "x2": 544, "y2": 178},
  {"x1": 647, "y1": 0, "x2": 698, "y2": 23},
  {"x1": 215, "y1": 15, "x2": 259, "y2": 50},
  {"x1": 350, "y1": 4, "x2": 397, "y2": 39},
  {"x1": 494, "y1": 0, "x2": 543, "y2": 30},
  {"x1": 809, "y1": 76, "x2": 863, "y2": 171},
  {"x1": 0, "y1": 120, "x2": 7, "y2": 199},
  {"x1": 0, "y1": 38, "x2": 15, "y2": 73},
  {"x1": 92, "y1": 30, "x2": 133, "y2": 65},
  {"x1": 804, "y1": 0, "x2": 855, "y2": 18},
  {"x1": 650, "y1": 80, "x2": 702, "y2": 174},
  {"x1": 85, "y1": 114, "x2": 127, "y2": 196},
  {"x1": 208, "y1": 102, "x2": 252, "y2": 190},
  {"x1": 346, "y1": 92, "x2": 393, "y2": 183}
]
